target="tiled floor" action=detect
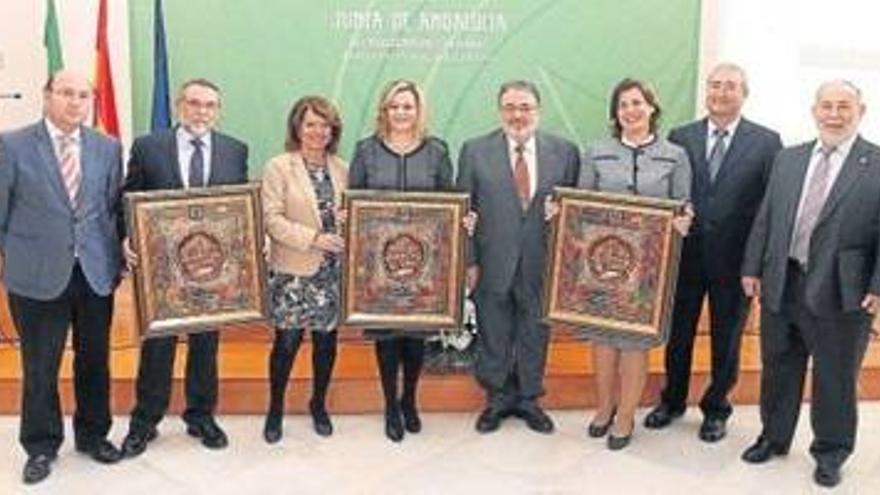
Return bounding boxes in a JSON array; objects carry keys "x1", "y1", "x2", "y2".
[{"x1": 1, "y1": 405, "x2": 879, "y2": 494}]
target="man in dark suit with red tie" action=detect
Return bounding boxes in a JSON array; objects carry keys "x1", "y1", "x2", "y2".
[
  {"x1": 644, "y1": 64, "x2": 782, "y2": 441},
  {"x1": 119, "y1": 78, "x2": 248, "y2": 458}
]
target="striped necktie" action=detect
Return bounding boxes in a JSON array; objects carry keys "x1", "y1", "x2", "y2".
[
  {"x1": 57, "y1": 134, "x2": 81, "y2": 207},
  {"x1": 789, "y1": 146, "x2": 836, "y2": 265}
]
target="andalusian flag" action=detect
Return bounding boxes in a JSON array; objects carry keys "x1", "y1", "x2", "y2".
[
  {"x1": 93, "y1": 0, "x2": 120, "y2": 136},
  {"x1": 43, "y1": 0, "x2": 63, "y2": 75}
]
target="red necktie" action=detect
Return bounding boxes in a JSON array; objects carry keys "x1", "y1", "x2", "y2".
[{"x1": 513, "y1": 144, "x2": 530, "y2": 210}]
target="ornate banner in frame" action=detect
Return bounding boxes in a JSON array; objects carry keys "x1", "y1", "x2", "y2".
[
  {"x1": 125, "y1": 183, "x2": 268, "y2": 339},
  {"x1": 341, "y1": 190, "x2": 469, "y2": 329},
  {"x1": 544, "y1": 188, "x2": 685, "y2": 346}
]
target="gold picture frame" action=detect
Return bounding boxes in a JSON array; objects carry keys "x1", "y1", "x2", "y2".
[
  {"x1": 125, "y1": 183, "x2": 268, "y2": 339},
  {"x1": 544, "y1": 187, "x2": 684, "y2": 346},
  {"x1": 341, "y1": 190, "x2": 469, "y2": 330}
]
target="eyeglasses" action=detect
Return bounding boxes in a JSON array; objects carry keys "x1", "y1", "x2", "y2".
[
  {"x1": 183, "y1": 99, "x2": 220, "y2": 111},
  {"x1": 500, "y1": 104, "x2": 538, "y2": 114},
  {"x1": 51, "y1": 88, "x2": 93, "y2": 101}
]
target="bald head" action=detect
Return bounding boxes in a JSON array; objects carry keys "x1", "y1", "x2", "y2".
[
  {"x1": 43, "y1": 70, "x2": 93, "y2": 133},
  {"x1": 812, "y1": 80, "x2": 865, "y2": 147}
]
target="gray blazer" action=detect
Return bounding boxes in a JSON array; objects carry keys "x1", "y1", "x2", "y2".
[
  {"x1": 742, "y1": 136, "x2": 880, "y2": 314},
  {"x1": 457, "y1": 129, "x2": 580, "y2": 294},
  {"x1": 0, "y1": 121, "x2": 123, "y2": 299}
]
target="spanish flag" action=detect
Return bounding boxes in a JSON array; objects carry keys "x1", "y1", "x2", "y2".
[{"x1": 93, "y1": 0, "x2": 119, "y2": 137}]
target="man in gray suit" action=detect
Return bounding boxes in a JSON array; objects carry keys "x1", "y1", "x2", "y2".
[
  {"x1": 740, "y1": 80, "x2": 879, "y2": 488},
  {"x1": 119, "y1": 79, "x2": 248, "y2": 458},
  {"x1": 645, "y1": 64, "x2": 782, "y2": 442},
  {"x1": 0, "y1": 70, "x2": 124, "y2": 484},
  {"x1": 457, "y1": 80, "x2": 580, "y2": 434}
]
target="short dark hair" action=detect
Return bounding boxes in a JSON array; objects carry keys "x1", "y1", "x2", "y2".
[
  {"x1": 608, "y1": 78, "x2": 662, "y2": 138},
  {"x1": 284, "y1": 96, "x2": 343, "y2": 154},
  {"x1": 497, "y1": 80, "x2": 541, "y2": 107},
  {"x1": 176, "y1": 78, "x2": 221, "y2": 102}
]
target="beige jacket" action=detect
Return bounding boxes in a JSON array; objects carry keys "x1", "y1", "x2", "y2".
[{"x1": 261, "y1": 152, "x2": 348, "y2": 276}]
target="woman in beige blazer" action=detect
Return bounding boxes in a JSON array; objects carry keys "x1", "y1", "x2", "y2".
[{"x1": 261, "y1": 96, "x2": 347, "y2": 443}]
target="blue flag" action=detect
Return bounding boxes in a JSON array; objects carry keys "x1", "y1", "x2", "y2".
[{"x1": 150, "y1": 0, "x2": 171, "y2": 130}]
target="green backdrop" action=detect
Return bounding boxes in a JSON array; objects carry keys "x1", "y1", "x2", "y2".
[{"x1": 129, "y1": 0, "x2": 701, "y2": 175}]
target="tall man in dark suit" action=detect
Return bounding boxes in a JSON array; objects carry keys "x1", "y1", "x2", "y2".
[
  {"x1": 0, "y1": 70, "x2": 125, "y2": 484},
  {"x1": 457, "y1": 80, "x2": 580, "y2": 434},
  {"x1": 120, "y1": 79, "x2": 248, "y2": 458},
  {"x1": 740, "y1": 80, "x2": 879, "y2": 488},
  {"x1": 644, "y1": 64, "x2": 782, "y2": 442}
]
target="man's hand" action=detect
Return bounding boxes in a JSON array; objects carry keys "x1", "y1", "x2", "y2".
[
  {"x1": 544, "y1": 195, "x2": 559, "y2": 222},
  {"x1": 463, "y1": 211, "x2": 478, "y2": 237},
  {"x1": 122, "y1": 237, "x2": 139, "y2": 271},
  {"x1": 466, "y1": 265, "x2": 479, "y2": 293},
  {"x1": 742, "y1": 276, "x2": 761, "y2": 298}
]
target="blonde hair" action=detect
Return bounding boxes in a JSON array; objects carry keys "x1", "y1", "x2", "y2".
[{"x1": 375, "y1": 79, "x2": 428, "y2": 142}]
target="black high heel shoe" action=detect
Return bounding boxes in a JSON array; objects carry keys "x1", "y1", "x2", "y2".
[
  {"x1": 385, "y1": 406, "x2": 404, "y2": 442},
  {"x1": 607, "y1": 420, "x2": 634, "y2": 451},
  {"x1": 263, "y1": 412, "x2": 283, "y2": 444},
  {"x1": 587, "y1": 408, "x2": 617, "y2": 438}
]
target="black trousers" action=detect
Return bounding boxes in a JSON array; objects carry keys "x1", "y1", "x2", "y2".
[
  {"x1": 9, "y1": 264, "x2": 115, "y2": 456},
  {"x1": 759, "y1": 262, "x2": 870, "y2": 466},
  {"x1": 129, "y1": 330, "x2": 219, "y2": 432},
  {"x1": 661, "y1": 244, "x2": 750, "y2": 419},
  {"x1": 474, "y1": 264, "x2": 549, "y2": 407}
]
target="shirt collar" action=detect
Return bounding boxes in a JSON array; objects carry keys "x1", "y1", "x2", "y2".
[
  {"x1": 507, "y1": 134, "x2": 536, "y2": 155},
  {"x1": 44, "y1": 118, "x2": 81, "y2": 143},
  {"x1": 176, "y1": 125, "x2": 212, "y2": 148},
  {"x1": 707, "y1": 116, "x2": 741, "y2": 138},
  {"x1": 814, "y1": 133, "x2": 858, "y2": 159}
]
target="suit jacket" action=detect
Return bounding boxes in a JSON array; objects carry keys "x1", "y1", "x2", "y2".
[
  {"x1": 457, "y1": 128, "x2": 580, "y2": 294},
  {"x1": 742, "y1": 136, "x2": 880, "y2": 315},
  {"x1": 0, "y1": 121, "x2": 123, "y2": 299},
  {"x1": 669, "y1": 118, "x2": 782, "y2": 280},
  {"x1": 261, "y1": 151, "x2": 347, "y2": 276},
  {"x1": 124, "y1": 127, "x2": 248, "y2": 193}
]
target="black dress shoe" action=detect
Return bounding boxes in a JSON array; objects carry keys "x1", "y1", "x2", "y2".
[
  {"x1": 186, "y1": 419, "x2": 229, "y2": 449},
  {"x1": 401, "y1": 404, "x2": 422, "y2": 434},
  {"x1": 384, "y1": 409, "x2": 404, "y2": 442},
  {"x1": 741, "y1": 437, "x2": 788, "y2": 464},
  {"x1": 263, "y1": 412, "x2": 283, "y2": 444},
  {"x1": 475, "y1": 407, "x2": 504, "y2": 433},
  {"x1": 698, "y1": 417, "x2": 727, "y2": 443},
  {"x1": 517, "y1": 404, "x2": 555, "y2": 434},
  {"x1": 643, "y1": 403, "x2": 685, "y2": 429},
  {"x1": 76, "y1": 439, "x2": 123, "y2": 464},
  {"x1": 814, "y1": 462, "x2": 841, "y2": 488},
  {"x1": 310, "y1": 401, "x2": 333, "y2": 437},
  {"x1": 587, "y1": 408, "x2": 617, "y2": 438},
  {"x1": 121, "y1": 428, "x2": 158, "y2": 458},
  {"x1": 22, "y1": 453, "x2": 55, "y2": 484}
]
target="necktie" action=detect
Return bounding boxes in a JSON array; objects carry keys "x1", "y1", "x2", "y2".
[
  {"x1": 708, "y1": 128, "x2": 728, "y2": 182},
  {"x1": 513, "y1": 144, "x2": 530, "y2": 210},
  {"x1": 189, "y1": 138, "x2": 205, "y2": 188},
  {"x1": 58, "y1": 134, "x2": 81, "y2": 207},
  {"x1": 790, "y1": 147, "x2": 836, "y2": 265}
]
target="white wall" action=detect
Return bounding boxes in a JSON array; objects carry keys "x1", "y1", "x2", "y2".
[
  {"x1": 701, "y1": 0, "x2": 879, "y2": 144},
  {"x1": 0, "y1": 0, "x2": 132, "y2": 145}
]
